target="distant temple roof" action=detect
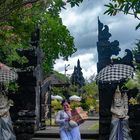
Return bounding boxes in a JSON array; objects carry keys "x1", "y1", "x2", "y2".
[{"x1": 44, "y1": 74, "x2": 70, "y2": 87}]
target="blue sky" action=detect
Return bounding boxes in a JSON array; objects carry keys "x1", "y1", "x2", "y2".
[{"x1": 54, "y1": 0, "x2": 140, "y2": 80}]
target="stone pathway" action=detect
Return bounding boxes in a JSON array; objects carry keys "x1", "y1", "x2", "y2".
[
  {"x1": 32, "y1": 138, "x2": 96, "y2": 140},
  {"x1": 31, "y1": 119, "x2": 99, "y2": 140}
]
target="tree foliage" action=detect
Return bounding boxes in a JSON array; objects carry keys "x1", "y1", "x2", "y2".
[
  {"x1": 0, "y1": 0, "x2": 83, "y2": 22},
  {"x1": 82, "y1": 82, "x2": 98, "y2": 97},
  {"x1": 49, "y1": 71, "x2": 99, "y2": 111},
  {"x1": 133, "y1": 40, "x2": 140, "y2": 69},
  {"x1": 0, "y1": 0, "x2": 84, "y2": 72},
  {"x1": 104, "y1": 0, "x2": 140, "y2": 29},
  {"x1": 81, "y1": 82, "x2": 99, "y2": 111}
]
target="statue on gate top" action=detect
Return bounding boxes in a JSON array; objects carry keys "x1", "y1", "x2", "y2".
[
  {"x1": 98, "y1": 19, "x2": 111, "y2": 41},
  {"x1": 97, "y1": 17, "x2": 121, "y2": 72},
  {"x1": 30, "y1": 27, "x2": 40, "y2": 47},
  {"x1": 97, "y1": 18, "x2": 134, "y2": 72}
]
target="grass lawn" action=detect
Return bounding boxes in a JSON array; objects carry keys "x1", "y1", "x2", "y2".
[
  {"x1": 45, "y1": 118, "x2": 57, "y2": 126},
  {"x1": 88, "y1": 121, "x2": 99, "y2": 131},
  {"x1": 45, "y1": 118, "x2": 99, "y2": 132}
]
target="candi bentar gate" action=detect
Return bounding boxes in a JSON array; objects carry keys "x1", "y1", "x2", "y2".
[
  {"x1": 96, "y1": 18, "x2": 140, "y2": 140},
  {"x1": 0, "y1": 19, "x2": 140, "y2": 140}
]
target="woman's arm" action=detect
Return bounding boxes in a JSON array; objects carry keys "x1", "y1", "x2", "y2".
[{"x1": 55, "y1": 111, "x2": 66, "y2": 125}]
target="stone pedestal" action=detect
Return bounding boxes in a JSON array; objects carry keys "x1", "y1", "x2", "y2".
[
  {"x1": 129, "y1": 104, "x2": 140, "y2": 140},
  {"x1": 98, "y1": 84, "x2": 115, "y2": 140}
]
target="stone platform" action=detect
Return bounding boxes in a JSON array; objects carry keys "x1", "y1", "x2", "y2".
[{"x1": 32, "y1": 119, "x2": 99, "y2": 140}]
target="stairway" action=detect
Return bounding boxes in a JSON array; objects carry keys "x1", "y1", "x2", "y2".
[
  {"x1": 31, "y1": 119, "x2": 99, "y2": 140},
  {"x1": 32, "y1": 138, "x2": 96, "y2": 140},
  {"x1": 31, "y1": 128, "x2": 99, "y2": 140}
]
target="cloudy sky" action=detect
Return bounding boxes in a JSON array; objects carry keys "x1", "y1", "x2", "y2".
[{"x1": 54, "y1": 0, "x2": 140, "y2": 80}]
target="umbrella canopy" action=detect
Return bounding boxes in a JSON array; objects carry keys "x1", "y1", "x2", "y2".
[
  {"x1": 51, "y1": 95, "x2": 63, "y2": 100},
  {"x1": 69, "y1": 95, "x2": 81, "y2": 101},
  {"x1": 0, "y1": 63, "x2": 18, "y2": 83},
  {"x1": 96, "y1": 64, "x2": 134, "y2": 83},
  {"x1": 51, "y1": 95, "x2": 56, "y2": 100}
]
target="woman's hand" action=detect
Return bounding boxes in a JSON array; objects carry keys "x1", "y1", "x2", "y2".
[{"x1": 65, "y1": 118, "x2": 70, "y2": 122}]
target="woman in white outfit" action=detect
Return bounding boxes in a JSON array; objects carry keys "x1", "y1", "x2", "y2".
[{"x1": 55, "y1": 99, "x2": 81, "y2": 140}]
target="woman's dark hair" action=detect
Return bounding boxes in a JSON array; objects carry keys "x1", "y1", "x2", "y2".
[{"x1": 61, "y1": 99, "x2": 70, "y2": 106}]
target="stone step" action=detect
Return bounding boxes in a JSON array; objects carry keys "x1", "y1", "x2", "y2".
[
  {"x1": 31, "y1": 138, "x2": 96, "y2": 140},
  {"x1": 33, "y1": 131, "x2": 98, "y2": 139},
  {"x1": 32, "y1": 120, "x2": 99, "y2": 140}
]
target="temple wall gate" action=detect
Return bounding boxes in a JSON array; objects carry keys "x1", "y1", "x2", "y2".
[
  {"x1": 96, "y1": 19, "x2": 140, "y2": 140},
  {"x1": 10, "y1": 28, "x2": 50, "y2": 140}
]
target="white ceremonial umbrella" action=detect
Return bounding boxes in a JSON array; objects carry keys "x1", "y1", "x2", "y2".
[
  {"x1": 69, "y1": 95, "x2": 81, "y2": 101},
  {"x1": 53, "y1": 95, "x2": 63, "y2": 100},
  {"x1": 51, "y1": 95, "x2": 56, "y2": 100},
  {"x1": 54, "y1": 95, "x2": 63, "y2": 100}
]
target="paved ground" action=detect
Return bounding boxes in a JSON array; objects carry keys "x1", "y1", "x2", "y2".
[
  {"x1": 35, "y1": 120, "x2": 98, "y2": 134},
  {"x1": 32, "y1": 117, "x2": 99, "y2": 140},
  {"x1": 32, "y1": 138, "x2": 96, "y2": 140}
]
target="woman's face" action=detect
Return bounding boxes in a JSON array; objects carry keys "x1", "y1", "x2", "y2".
[{"x1": 63, "y1": 102, "x2": 70, "y2": 111}]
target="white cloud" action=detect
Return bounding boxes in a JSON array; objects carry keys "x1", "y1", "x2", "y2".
[
  {"x1": 61, "y1": 3, "x2": 102, "y2": 35},
  {"x1": 60, "y1": 11, "x2": 78, "y2": 27}
]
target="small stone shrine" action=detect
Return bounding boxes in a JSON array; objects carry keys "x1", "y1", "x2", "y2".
[{"x1": 11, "y1": 28, "x2": 50, "y2": 140}]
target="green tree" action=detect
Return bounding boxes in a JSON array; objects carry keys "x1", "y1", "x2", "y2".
[
  {"x1": 71, "y1": 59, "x2": 85, "y2": 88},
  {"x1": 0, "y1": 0, "x2": 84, "y2": 22},
  {"x1": 104, "y1": 0, "x2": 140, "y2": 29},
  {"x1": 0, "y1": 0, "x2": 84, "y2": 72},
  {"x1": 81, "y1": 82, "x2": 99, "y2": 111},
  {"x1": 133, "y1": 40, "x2": 140, "y2": 69},
  {"x1": 132, "y1": 38, "x2": 140, "y2": 93},
  {"x1": 69, "y1": 84, "x2": 79, "y2": 95}
]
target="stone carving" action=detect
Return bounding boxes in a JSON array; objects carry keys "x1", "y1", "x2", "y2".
[
  {"x1": 0, "y1": 94, "x2": 16, "y2": 140},
  {"x1": 97, "y1": 18, "x2": 134, "y2": 72},
  {"x1": 0, "y1": 94, "x2": 13, "y2": 116},
  {"x1": 111, "y1": 86, "x2": 128, "y2": 119},
  {"x1": 45, "y1": 92, "x2": 49, "y2": 119},
  {"x1": 98, "y1": 21, "x2": 111, "y2": 41},
  {"x1": 109, "y1": 86, "x2": 132, "y2": 140},
  {"x1": 97, "y1": 18, "x2": 121, "y2": 72},
  {"x1": 30, "y1": 27, "x2": 40, "y2": 47},
  {"x1": 121, "y1": 49, "x2": 134, "y2": 67}
]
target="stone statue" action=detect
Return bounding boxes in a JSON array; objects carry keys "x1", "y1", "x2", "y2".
[
  {"x1": 111, "y1": 86, "x2": 128, "y2": 119},
  {"x1": 98, "y1": 18, "x2": 111, "y2": 41},
  {"x1": 97, "y1": 18, "x2": 121, "y2": 72},
  {"x1": 30, "y1": 27, "x2": 40, "y2": 47},
  {"x1": 121, "y1": 49, "x2": 134, "y2": 67},
  {"x1": 0, "y1": 94, "x2": 16, "y2": 140},
  {"x1": 45, "y1": 92, "x2": 49, "y2": 119},
  {"x1": 109, "y1": 86, "x2": 132, "y2": 140}
]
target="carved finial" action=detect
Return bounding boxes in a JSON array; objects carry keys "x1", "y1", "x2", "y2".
[
  {"x1": 30, "y1": 27, "x2": 40, "y2": 47},
  {"x1": 113, "y1": 86, "x2": 124, "y2": 107}
]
